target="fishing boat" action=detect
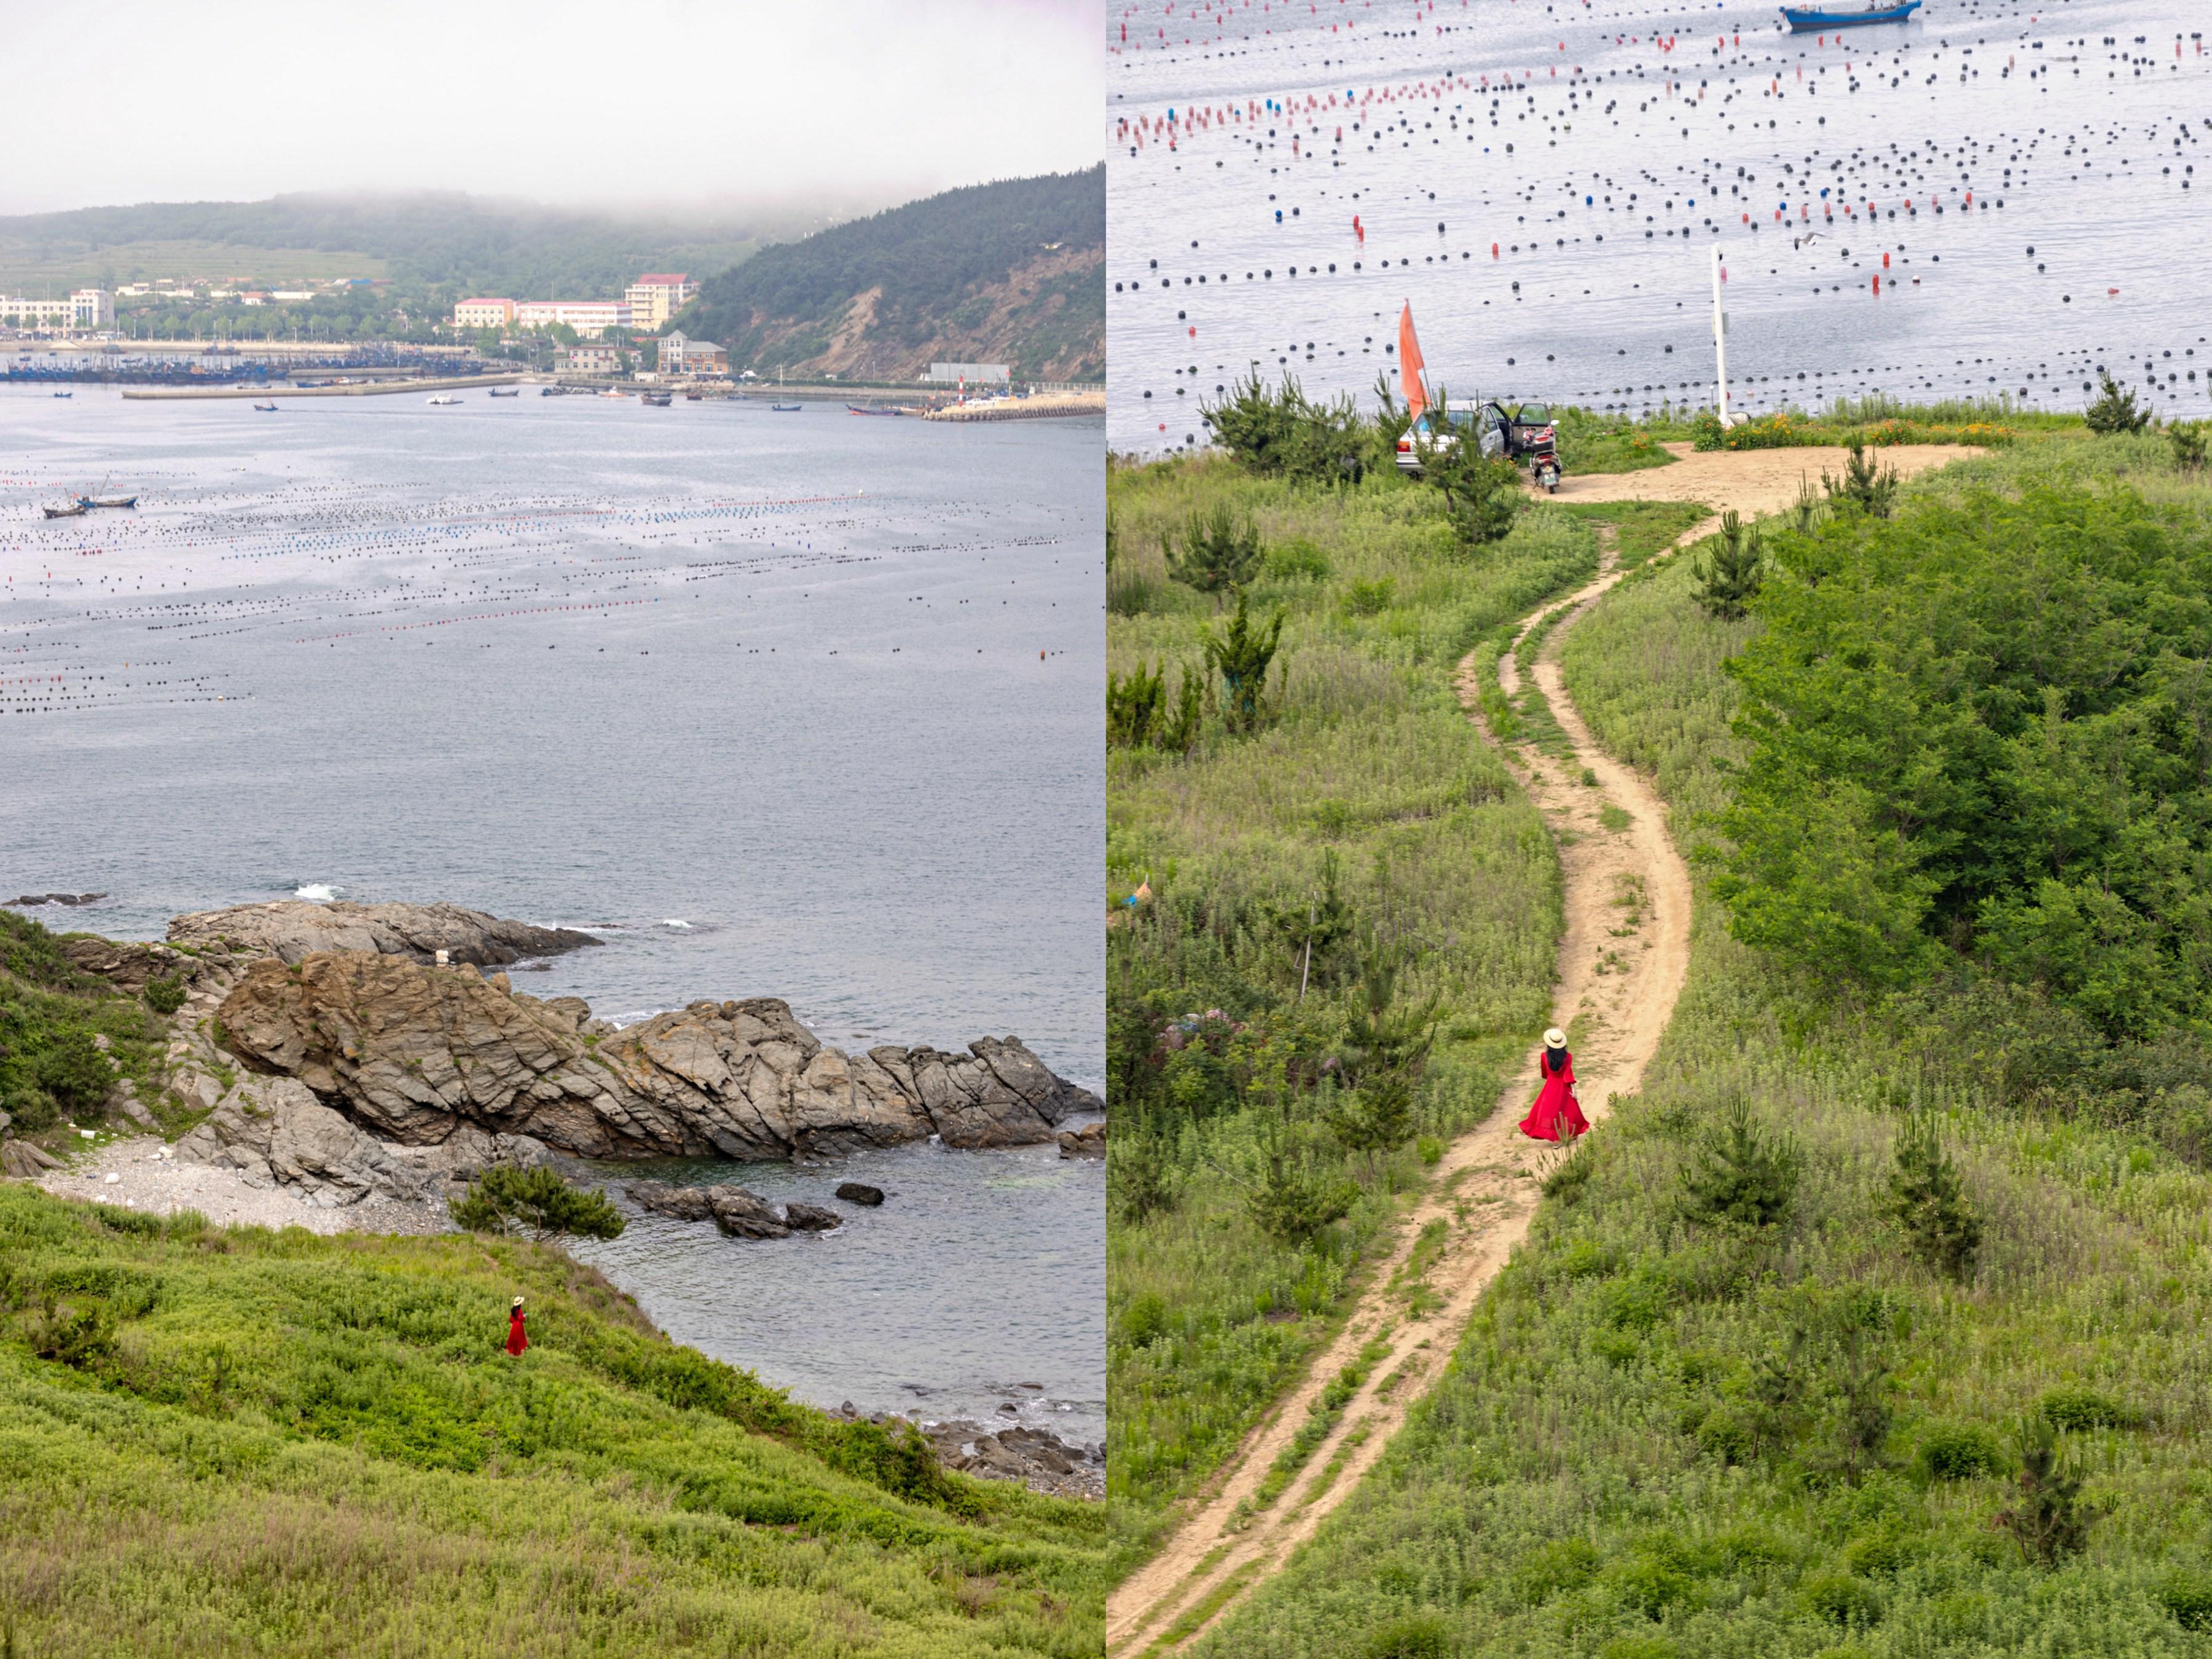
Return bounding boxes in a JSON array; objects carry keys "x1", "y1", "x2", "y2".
[
  {"x1": 426, "y1": 393, "x2": 461, "y2": 406},
  {"x1": 539, "y1": 386, "x2": 565, "y2": 396},
  {"x1": 253, "y1": 401, "x2": 280, "y2": 412},
  {"x1": 52, "y1": 391, "x2": 72, "y2": 399},
  {"x1": 684, "y1": 392, "x2": 704, "y2": 401},
  {"x1": 41, "y1": 501, "x2": 87, "y2": 519},
  {"x1": 1781, "y1": 0, "x2": 1921, "y2": 30},
  {"x1": 83, "y1": 495, "x2": 138, "y2": 509},
  {"x1": 487, "y1": 387, "x2": 520, "y2": 398},
  {"x1": 640, "y1": 390, "x2": 673, "y2": 407},
  {"x1": 846, "y1": 403, "x2": 904, "y2": 417},
  {"x1": 771, "y1": 402, "x2": 804, "y2": 412}
]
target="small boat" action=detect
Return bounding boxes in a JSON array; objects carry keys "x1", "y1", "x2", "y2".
[
  {"x1": 52, "y1": 391, "x2": 72, "y2": 399},
  {"x1": 1781, "y1": 0, "x2": 1920, "y2": 30},
  {"x1": 598, "y1": 388, "x2": 628, "y2": 400},
  {"x1": 640, "y1": 390, "x2": 673, "y2": 407},
  {"x1": 771, "y1": 402, "x2": 804, "y2": 412},
  {"x1": 253, "y1": 402, "x2": 280, "y2": 412},
  {"x1": 684, "y1": 392, "x2": 704, "y2": 401},
  {"x1": 487, "y1": 387, "x2": 520, "y2": 398},
  {"x1": 426, "y1": 393, "x2": 461, "y2": 406},
  {"x1": 539, "y1": 386, "x2": 565, "y2": 396},
  {"x1": 846, "y1": 404, "x2": 904, "y2": 417},
  {"x1": 84, "y1": 495, "x2": 138, "y2": 509},
  {"x1": 42, "y1": 501, "x2": 87, "y2": 519}
]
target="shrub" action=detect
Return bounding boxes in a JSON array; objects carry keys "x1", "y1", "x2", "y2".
[
  {"x1": 2171, "y1": 420, "x2": 2209, "y2": 476},
  {"x1": 1364, "y1": 1613, "x2": 1453, "y2": 1659},
  {"x1": 1246, "y1": 1139, "x2": 1354, "y2": 1245},
  {"x1": 34, "y1": 1027, "x2": 111, "y2": 1116},
  {"x1": 1802, "y1": 1570, "x2": 1881, "y2": 1626},
  {"x1": 2039, "y1": 1386, "x2": 2140, "y2": 1433},
  {"x1": 1107, "y1": 660, "x2": 1203, "y2": 752},
  {"x1": 1344, "y1": 576, "x2": 1397, "y2": 617},
  {"x1": 1918, "y1": 1422, "x2": 2006, "y2": 1481},
  {"x1": 1265, "y1": 537, "x2": 1332, "y2": 581},
  {"x1": 448, "y1": 1166, "x2": 626, "y2": 1245},
  {"x1": 1120, "y1": 1292, "x2": 1171, "y2": 1347},
  {"x1": 1678, "y1": 1097, "x2": 1800, "y2": 1228},
  {"x1": 1885, "y1": 1115, "x2": 1982, "y2": 1279},
  {"x1": 1202, "y1": 371, "x2": 1372, "y2": 484},
  {"x1": 2157, "y1": 1571, "x2": 2212, "y2": 1631},
  {"x1": 4, "y1": 1084, "x2": 60, "y2": 1134},
  {"x1": 143, "y1": 975, "x2": 188, "y2": 1016}
]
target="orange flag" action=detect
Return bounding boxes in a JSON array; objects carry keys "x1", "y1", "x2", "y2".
[{"x1": 1398, "y1": 302, "x2": 1429, "y2": 424}]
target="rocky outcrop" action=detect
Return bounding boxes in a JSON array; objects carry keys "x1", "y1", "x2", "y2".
[
  {"x1": 212, "y1": 950, "x2": 1100, "y2": 1162},
  {"x1": 1057, "y1": 1122, "x2": 1105, "y2": 1159},
  {"x1": 60, "y1": 937, "x2": 203, "y2": 995},
  {"x1": 1, "y1": 1140, "x2": 62, "y2": 1178},
  {"x1": 168, "y1": 900, "x2": 600, "y2": 968},
  {"x1": 783, "y1": 1201, "x2": 841, "y2": 1233},
  {"x1": 836, "y1": 1182, "x2": 885, "y2": 1207},
  {"x1": 624, "y1": 1180, "x2": 845, "y2": 1240},
  {"x1": 175, "y1": 1077, "x2": 430, "y2": 1206}
]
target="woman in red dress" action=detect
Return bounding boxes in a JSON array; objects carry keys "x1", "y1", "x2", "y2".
[
  {"x1": 1519, "y1": 1029, "x2": 1590, "y2": 1142},
  {"x1": 506, "y1": 1296, "x2": 528, "y2": 1357}
]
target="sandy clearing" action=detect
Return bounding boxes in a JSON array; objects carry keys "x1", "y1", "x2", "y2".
[
  {"x1": 35, "y1": 1135, "x2": 451, "y2": 1236},
  {"x1": 1547, "y1": 439, "x2": 1980, "y2": 519}
]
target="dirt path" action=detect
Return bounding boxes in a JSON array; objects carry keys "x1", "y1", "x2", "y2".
[{"x1": 1105, "y1": 445, "x2": 1978, "y2": 1655}]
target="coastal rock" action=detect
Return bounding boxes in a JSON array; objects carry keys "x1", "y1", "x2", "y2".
[
  {"x1": 173, "y1": 1075, "x2": 429, "y2": 1204},
  {"x1": 1057, "y1": 1122, "x2": 1106, "y2": 1159},
  {"x1": 783, "y1": 1201, "x2": 842, "y2": 1232},
  {"x1": 168, "y1": 900, "x2": 601, "y2": 968},
  {"x1": 920, "y1": 1419, "x2": 1104, "y2": 1498},
  {"x1": 707, "y1": 1185, "x2": 790, "y2": 1240},
  {"x1": 59, "y1": 937, "x2": 203, "y2": 995},
  {"x1": 626, "y1": 1180, "x2": 714, "y2": 1222},
  {"x1": 1, "y1": 1140, "x2": 63, "y2": 1177},
  {"x1": 210, "y1": 949, "x2": 1101, "y2": 1163},
  {"x1": 835, "y1": 1182, "x2": 885, "y2": 1207}
]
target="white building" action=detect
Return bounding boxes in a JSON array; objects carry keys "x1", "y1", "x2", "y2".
[
  {"x1": 0, "y1": 289, "x2": 114, "y2": 331},
  {"x1": 624, "y1": 273, "x2": 699, "y2": 330},
  {"x1": 565, "y1": 342, "x2": 622, "y2": 374},
  {"x1": 452, "y1": 297, "x2": 517, "y2": 331},
  {"x1": 659, "y1": 330, "x2": 728, "y2": 377},
  {"x1": 516, "y1": 299, "x2": 629, "y2": 337}
]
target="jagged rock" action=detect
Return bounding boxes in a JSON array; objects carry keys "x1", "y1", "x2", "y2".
[
  {"x1": 173, "y1": 1076, "x2": 428, "y2": 1204},
  {"x1": 836, "y1": 1182, "x2": 885, "y2": 1206},
  {"x1": 108, "y1": 1081, "x2": 158, "y2": 1131},
  {"x1": 384, "y1": 1127, "x2": 555, "y2": 1190},
  {"x1": 783, "y1": 1201, "x2": 842, "y2": 1232},
  {"x1": 1, "y1": 1140, "x2": 62, "y2": 1177},
  {"x1": 211, "y1": 949, "x2": 1101, "y2": 1162},
  {"x1": 60, "y1": 937, "x2": 205, "y2": 995},
  {"x1": 1057, "y1": 1121, "x2": 1107, "y2": 1159},
  {"x1": 707, "y1": 1185, "x2": 790, "y2": 1240},
  {"x1": 7, "y1": 892, "x2": 105, "y2": 908},
  {"x1": 626, "y1": 1180, "x2": 714, "y2": 1221},
  {"x1": 168, "y1": 900, "x2": 600, "y2": 968}
]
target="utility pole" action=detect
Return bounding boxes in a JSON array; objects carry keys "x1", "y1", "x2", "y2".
[{"x1": 1710, "y1": 243, "x2": 1733, "y2": 430}]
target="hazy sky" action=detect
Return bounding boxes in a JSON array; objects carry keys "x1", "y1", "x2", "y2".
[{"x1": 0, "y1": 0, "x2": 1101, "y2": 218}]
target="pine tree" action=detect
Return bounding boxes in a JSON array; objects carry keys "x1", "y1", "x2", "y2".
[
  {"x1": 1679, "y1": 1096, "x2": 1800, "y2": 1228},
  {"x1": 2084, "y1": 369, "x2": 2152, "y2": 435},
  {"x1": 449, "y1": 1166, "x2": 626, "y2": 1245},
  {"x1": 1692, "y1": 509, "x2": 1765, "y2": 620},
  {"x1": 1202, "y1": 592, "x2": 1285, "y2": 734},
  {"x1": 1885, "y1": 1114, "x2": 1982, "y2": 1278},
  {"x1": 1822, "y1": 439, "x2": 1900, "y2": 517},
  {"x1": 1994, "y1": 1414, "x2": 2098, "y2": 1567},
  {"x1": 1165, "y1": 503, "x2": 1265, "y2": 597}
]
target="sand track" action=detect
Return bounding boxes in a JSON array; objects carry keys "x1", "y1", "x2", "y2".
[{"x1": 1105, "y1": 445, "x2": 1977, "y2": 1655}]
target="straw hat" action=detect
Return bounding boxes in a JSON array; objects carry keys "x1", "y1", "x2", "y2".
[
  {"x1": 1543, "y1": 1028, "x2": 1567, "y2": 1050},
  {"x1": 511, "y1": 1296, "x2": 525, "y2": 1311}
]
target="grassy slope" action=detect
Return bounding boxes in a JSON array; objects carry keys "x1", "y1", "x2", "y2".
[
  {"x1": 1107, "y1": 464, "x2": 1712, "y2": 1569},
  {"x1": 1199, "y1": 432, "x2": 2212, "y2": 1657},
  {"x1": 0, "y1": 1183, "x2": 1105, "y2": 1657}
]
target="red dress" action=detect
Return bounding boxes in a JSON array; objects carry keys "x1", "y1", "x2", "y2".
[
  {"x1": 506, "y1": 1309, "x2": 528, "y2": 1356},
  {"x1": 1519, "y1": 1048, "x2": 1590, "y2": 1142}
]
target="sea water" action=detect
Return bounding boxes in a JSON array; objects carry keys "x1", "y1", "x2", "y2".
[
  {"x1": 0, "y1": 387, "x2": 1104, "y2": 1439},
  {"x1": 1108, "y1": 0, "x2": 2210, "y2": 455}
]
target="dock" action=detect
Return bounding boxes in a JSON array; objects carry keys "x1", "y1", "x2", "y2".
[
  {"x1": 120, "y1": 372, "x2": 528, "y2": 401},
  {"x1": 922, "y1": 391, "x2": 1105, "y2": 422}
]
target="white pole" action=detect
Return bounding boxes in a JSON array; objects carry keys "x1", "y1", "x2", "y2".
[{"x1": 1711, "y1": 244, "x2": 1732, "y2": 429}]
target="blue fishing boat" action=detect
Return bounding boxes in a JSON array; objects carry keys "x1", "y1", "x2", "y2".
[{"x1": 1782, "y1": 0, "x2": 1920, "y2": 29}]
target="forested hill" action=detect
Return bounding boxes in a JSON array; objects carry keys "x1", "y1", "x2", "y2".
[
  {"x1": 0, "y1": 192, "x2": 804, "y2": 302},
  {"x1": 678, "y1": 168, "x2": 1104, "y2": 383}
]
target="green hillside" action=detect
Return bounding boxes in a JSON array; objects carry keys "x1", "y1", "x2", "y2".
[
  {"x1": 0, "y1": 192, "x2": 799, "y2": 300},
  {"x1": 679, "y1": 168, "x2": 1104, "y2": 382},
  {"x1": 0, "y1": 914, "x2": 1103, "y2": 1657}
]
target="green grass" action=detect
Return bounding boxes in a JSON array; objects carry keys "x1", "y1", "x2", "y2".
[
  {"x1": 1194, "y1": 421, "x2": 2212, "y2": 1658},
  {"x1": 0, "y1": 913, "x2": 182, "y2": 1141},
  {"x1": 1555, "y1": 501, "x2": 1716, "y2": 571},
  {"x1": 1107, "y1": 458, "x2": 1601, "y2": 1569},
  {"x1": 0, "y1": 1183, "x2": 1105, "y2": 1657}
]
